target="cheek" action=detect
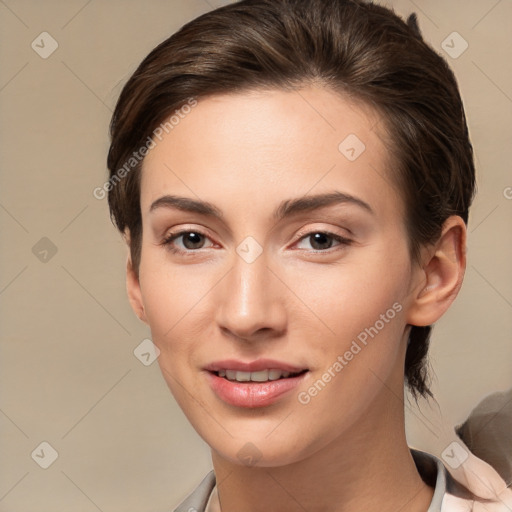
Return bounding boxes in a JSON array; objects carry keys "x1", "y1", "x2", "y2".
[
  {"x1": 138, "y1": 252, "x2": 210, "y2": 352},
  {"x1": 289, "y1": 248, "x2": 411, "y2": 347}
]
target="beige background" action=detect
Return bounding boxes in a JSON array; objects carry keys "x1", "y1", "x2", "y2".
[{"x1": 0, "y1": 0, "x2": 510, "y2": 511}]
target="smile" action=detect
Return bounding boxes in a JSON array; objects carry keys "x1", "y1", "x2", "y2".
[
  {"x1": 215, "y1": 369, "x2": 306, "y2": 382},
  {"x1": 204, "y1": 359, "x2": 309, "y2": 408}
]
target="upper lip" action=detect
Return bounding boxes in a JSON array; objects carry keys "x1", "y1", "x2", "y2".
[{"x1": 204, "y1": 359, "x2": 308, "y2": 373}]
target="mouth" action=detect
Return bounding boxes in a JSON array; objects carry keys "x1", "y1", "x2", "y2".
[
  {"x1": 204, "y1": 360, "x2": 309, "y2": 408},
  {"x1": 213, "y1": 368, "x2": 308, "y2": 382}
]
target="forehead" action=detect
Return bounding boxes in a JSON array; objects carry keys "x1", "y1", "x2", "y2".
[{"x1": 140, "y1": 86, "x2": 402, "y2": 220}]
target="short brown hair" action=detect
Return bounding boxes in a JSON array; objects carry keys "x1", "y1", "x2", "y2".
[{"x1": 107, "y1": 0, "x2": 476, "y2": 399}]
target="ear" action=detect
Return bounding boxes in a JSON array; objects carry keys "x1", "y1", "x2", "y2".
[
  {"x1": 406, "y1": 216, "x2": 467, "y2": 327},
  {"x1": 125, "y1": 233, "x2": 148, "y2": 324}
]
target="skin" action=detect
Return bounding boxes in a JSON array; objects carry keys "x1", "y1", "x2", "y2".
[{"x1": 126, "y1": 85, "x2": 466, "y2": 511}]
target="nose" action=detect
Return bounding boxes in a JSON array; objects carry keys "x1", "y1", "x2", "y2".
[{"x1": 215, "y1": 249, "x2": 287, "y2": 343}]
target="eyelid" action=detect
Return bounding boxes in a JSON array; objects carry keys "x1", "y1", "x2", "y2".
[
  {"x1": 161, "y1": 226, "x2": 207, "y2": 238},
  {"x1": 293, "y1": 224, "x2": 352, "y2": 243}
]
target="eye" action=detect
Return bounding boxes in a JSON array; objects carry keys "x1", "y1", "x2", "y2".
[
  {"x1": 294, "y1": 231, "x2": 352, "y2": 252},
  {"x1": 161, "y1": 230, "x2": 215, "y2": 254}
]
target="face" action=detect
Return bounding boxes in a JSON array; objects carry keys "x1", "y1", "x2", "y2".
[{"x1": 129, "y1": 86, "x2": 424, "y2": 467}]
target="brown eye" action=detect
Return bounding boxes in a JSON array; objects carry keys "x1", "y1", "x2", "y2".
[
  {"x1": 295, "y1": 231, "x2": 352, "y2": 252},
  {"x1": 162, "y1": 230, "x2": 214, "y2": 254},
  {"x1": 309, "y1": 233, "x2": 335, "y2": 250},
  {"x1": 179, "y1": 232, "x2": 206, "y2": 249}
]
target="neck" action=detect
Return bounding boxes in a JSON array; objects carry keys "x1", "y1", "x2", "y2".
[{"x1": 210, "y1": 377, "x2": 433, "y2": 512}]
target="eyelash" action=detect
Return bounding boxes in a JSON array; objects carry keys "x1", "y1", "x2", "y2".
[
  {"x1": 160, "y1": 229, "x2": 352, "y2": 256},
  {"x1": 161, "y1": 230, "x2": 215, "y2": 256}
]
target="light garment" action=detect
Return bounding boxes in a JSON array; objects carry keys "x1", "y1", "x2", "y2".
[
  {"x1": 456, "y1": 388, "x2": 512, "y2": 486},
  {"x1": 173, "y1": 449, "x2": 512, "y2": 511}
]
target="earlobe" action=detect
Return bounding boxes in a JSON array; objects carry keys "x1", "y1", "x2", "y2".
[
  {"x1": 126, "y1": 247, "x2": 148, "y2": 325},
  {"x1": 406, "y1": 216, "x2": 467, "y2": 327}
]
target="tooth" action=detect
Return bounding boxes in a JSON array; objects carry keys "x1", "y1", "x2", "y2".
[
  {"x1": 222, "y1": 369, "x2": 298, "y2": 382},
  {"x1": 226, "y1": 370, "x2": 237, "y2": 380},
  {"x1": 235, "y1": 371, "x2": 251, "y2": 382},
  {"x1": 250, "y1": 370, "x2": 269, "y2": 382},
  {"x1": 268, "y1": 369, "x2": 282, "y2": 380}
]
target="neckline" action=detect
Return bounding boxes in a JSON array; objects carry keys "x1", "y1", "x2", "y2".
[{"x1": 176, "y1": 448, "x2": 449, "y2": 512}]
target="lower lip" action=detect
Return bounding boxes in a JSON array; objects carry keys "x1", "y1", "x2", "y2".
[{"x1": 205, "y1": 371, "x2": 307, "y2": 408}]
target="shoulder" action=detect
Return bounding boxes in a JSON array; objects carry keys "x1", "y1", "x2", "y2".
[
  {"x1": 412, "y1": 448, "x2": 512, "y2": 511},
  {"x1": 455, "y1": 388, "x2": 512, "y2": 485}
]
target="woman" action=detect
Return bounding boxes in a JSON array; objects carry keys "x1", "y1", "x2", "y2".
[{"x1": 106, "y1": 0, "x2": 510, "y2": 510}]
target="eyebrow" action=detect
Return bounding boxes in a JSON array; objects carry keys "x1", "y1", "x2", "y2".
[{"x1": 149, "y1": 191, "x2": 374, "y2": 220}]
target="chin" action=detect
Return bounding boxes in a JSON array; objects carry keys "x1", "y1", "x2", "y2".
[{"x1": 211, "y1": 437, "x2": 311, "y2": 468}]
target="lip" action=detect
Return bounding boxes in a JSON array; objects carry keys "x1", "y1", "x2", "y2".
[
  {"x1": 205, "y1": 370, "x2": 308, "y2": 408},
  {"x1": 204, "y1": 358, "x2": 307, "y2": 373},
  {"x1": 204, "y1": 359, "x2": 309, "y2": 408}
]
